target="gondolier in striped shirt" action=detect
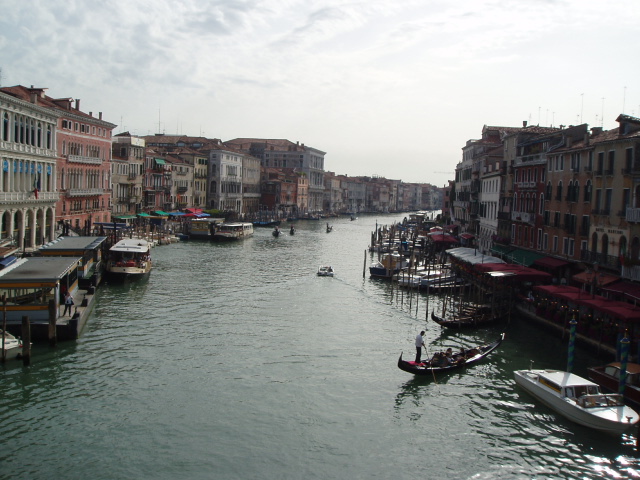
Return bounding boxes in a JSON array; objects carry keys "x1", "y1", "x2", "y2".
[{"x1": 415, "y1": 331, "x2": 426, "y2": 363}]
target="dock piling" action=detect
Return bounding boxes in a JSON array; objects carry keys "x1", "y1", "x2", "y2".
[{"x1": 21, "y1": 315, "x2": 31, "y2": 366}]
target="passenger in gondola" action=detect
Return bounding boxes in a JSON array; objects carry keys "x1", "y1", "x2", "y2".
[{"x1": 439, "y1": 353, "x2": 450, "y2": 367}]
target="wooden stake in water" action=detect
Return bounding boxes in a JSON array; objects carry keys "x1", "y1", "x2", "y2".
[
  {"x1": 566, "y1": 316, "x2": 577, "y2": 373},
  {"x1": 619, "y1": 333, "x2": 630, "y2": 395}
]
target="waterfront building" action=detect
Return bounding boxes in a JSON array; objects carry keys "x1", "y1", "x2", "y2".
[
  {"x1": 1, "y1": 86, "x2": 116, "y2": 237},
  {"x1": 343, "y1": 176, "x2": 366, "y2": 214},
  {"x1": 242, "y1": 154, "x2": 261, "y2": 215},
  {"x1": 167, "y1": 153, "x2": 194, "y2": 211},
  {"x1": 585, "y1": 115, "x2": 640, "y2": 281},
  {"x1": 323, "y1": 171, "x2": 343, "y2": 213},
  {"x1": 144, "y1": 148, "x2": 172, "y2": 213},
  {"x1": 441, "y1": 181, "x2": 453, "y2": 222},
  {"x1": 477, "y1": 146, "x2": 504, "y2": 254},
  {"x1": 0, "y1": 87, "x2": 59, "y2": 250},
  {"x1": 225, "y1": 138, "x2": 326, "y2": 213},
  {"x1": 208, "y1": 142, "x2": 244, "y2": 213},
  {"x1": 111, "y1": 132, "x2": 145, "y2": 217},
  {"x1": 542, "y1": 124, "x2": 591, "y2": 266}
]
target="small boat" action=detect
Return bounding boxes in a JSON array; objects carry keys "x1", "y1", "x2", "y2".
[
  {"x1": 514, "y1": 368, "x2": 639, "y2": 434},
  {"x1": 430, "y1": 308, "x2": 500, "y2": 329},
  {"x1": 272, "y1": 226, "x2": 281, "y2": 237},
  {"x1": 1, "y1": 329, "x2": 24, "y2": 360},
  {"x1": 397, "y1": 333, "x2": 504, "y2": 376},
  {"x1": 588, "y1": 362, "x2": 640, "y2": 407},
  {"x1": 106, "y1": 238, "x2": 152, "y2": 279},
  {"x1": 213, "y1": 222, "x2": 254, "y2": 241},
  {"x1": 317, "y1": 266, "x2": 334, "y2": 277},
  {"x1": 369, "y1": 253, "x2": 408, "y2": 278}
]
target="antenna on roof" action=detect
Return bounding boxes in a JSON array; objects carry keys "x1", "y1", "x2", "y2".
[
  {"x1": 623, "y1": 86, "x2": 627, "y2": 114},
  {"x1": 580, "y1": 93, "x2": 584, "y2": 123}
]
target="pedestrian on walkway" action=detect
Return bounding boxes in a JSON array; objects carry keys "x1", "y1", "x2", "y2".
[{"x1": 63, "y1": 292, "x2": 74, "y2": 316}]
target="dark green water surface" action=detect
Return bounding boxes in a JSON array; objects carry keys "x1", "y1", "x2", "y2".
[{"x1": 2, "y1": 214, "x2": 639, "y2": 479}]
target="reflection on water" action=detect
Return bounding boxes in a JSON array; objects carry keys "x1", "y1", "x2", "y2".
[{"x1": 2, "y1": 215, "x2": 640, "y2": 479}]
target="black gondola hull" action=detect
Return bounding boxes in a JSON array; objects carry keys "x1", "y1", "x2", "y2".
[{"x1": 397, "y1": 333, "x2": 504, "y2": 376}]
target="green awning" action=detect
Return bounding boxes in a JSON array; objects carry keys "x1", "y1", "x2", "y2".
[
  {"x1": 154, "y1": 158, "x2": 166, "y2": 165},
  {"x1": 504, "y1": 248, "x2": 545, "y2": 267},
  {"x1": 154, "y1": 210, "x2": 169, "y2": 216},
  {"x1": 491, "y1": 244, "x2": 514, "y2": 256},
  {"x1": 113, "y1": 215, "x2": 136, "y2": 220},
  {"x1": 137, "y1": 213, "x2": 151, "y2": 217}
]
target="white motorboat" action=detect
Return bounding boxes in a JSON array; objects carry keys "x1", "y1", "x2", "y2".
[
  {"x1": 106, "y1": 238, "x2": 152, "y2": 279},
  {"x1": 213, "y1": 222, "x2": 254, "y2": 241},
  {"x1": 1, "y1": 329, "x2": 24, "y2": 360},
  {"x1": 514, "y1": 368, "x2": 640, "y2": 434},
  {"x1": 317, "y1": 266, "x2": 334, "y2": 277}
]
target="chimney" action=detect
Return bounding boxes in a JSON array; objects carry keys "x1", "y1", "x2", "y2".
[
  {"x1": 30, "y1": 92, "x2": 38, "y2": 104},
  {"x1": 75, "y1": 99, "x2": 80, "y2": 110},
  {"x1": 89, "y1": 111, "x2": 93, "y2": 117},
  {"x1": 99, "y1": 112, "x2": 102, "y2": 120},
  {"x1": 584, "y1": 133, "x2": 590, "y2": 146},
  {"x1": 591, "y1": 127, "x2": 603, "y2": 136},
  {"x1": 523, "y1": 121, "x2": 527, "y2": 127}
]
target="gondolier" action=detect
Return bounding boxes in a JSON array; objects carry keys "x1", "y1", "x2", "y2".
[{"x1": 415, "y1": 331, "x2": 426, "y2": 362}]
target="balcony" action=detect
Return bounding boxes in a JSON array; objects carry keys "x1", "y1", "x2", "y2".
[
  {"x1": 511, "y1": 211, "x2": 534, "y2": 224},
  {"x1": 66, "y1": 188, "x2": 105, "y2": 197},
  {"x1": 0, "y1": 191, "x2": 59, "y2": 203},
  {"x1": 68, "y1": 154, "x2": 102, "y2": 165},
  {"x1": 580, "y1": 250, "x2": 621, "y2": 273},
  {"x1": 627, "y1": 207, "x2": 640, "y2": 223}
]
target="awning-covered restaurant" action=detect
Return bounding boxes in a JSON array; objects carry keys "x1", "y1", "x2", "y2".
[{"x1": 531, "y1": 284, "x2": 640, "y2": 358}]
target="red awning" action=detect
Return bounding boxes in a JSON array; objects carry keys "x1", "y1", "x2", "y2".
[
  {"x1": 460, "y1": 233, "x2": 475, "y2": 239},
  {"x1": 572, "y1": 271, "x2": 619, "y2": 286},
  {"x1": 603, "y1": 281, "x2": 640, "y2": 302},
  {"x1": 429, "y1": 234, "x2": 459, "y2": 243},
  {"x1": 533, "y1": 256, "x2": 570, "y2": 270}
]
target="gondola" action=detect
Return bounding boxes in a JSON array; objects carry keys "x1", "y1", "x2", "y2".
[
  {"x1": 430, "y1": 309, "x2": 501, "y2": 329},
  {"x1": 397, "y1": 333, "x2": 504, "y2": 376}
]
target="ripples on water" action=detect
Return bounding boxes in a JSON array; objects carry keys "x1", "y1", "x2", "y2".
[{"x1": 2, "y1": 215, "x2": 640, "y2": 479}]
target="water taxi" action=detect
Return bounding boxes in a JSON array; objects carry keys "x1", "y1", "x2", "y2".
[
  {"x1": 106, "y1": 238, "x2": 152, "y2": 279},
  {"x1": 588, "y1": 362, "x2": 640, "y2": 407},
  {"x1": 514, "y1": 368, "x2": 639, "y2": 434},
  {"x1": 317, "y1": 266, "x2": 334, "y2": 277},
  {"x1": 212, "y1": 222, "x2": 254, "y2": 241}
]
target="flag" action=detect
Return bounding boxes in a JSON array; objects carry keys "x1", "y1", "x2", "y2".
[{"x1": 33, "y1": 172, "x2": 40, "y2": 199}]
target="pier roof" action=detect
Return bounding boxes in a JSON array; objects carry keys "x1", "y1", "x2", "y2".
[{"x1": 0, "y1": 257, "x2": 81, "y2": 283}]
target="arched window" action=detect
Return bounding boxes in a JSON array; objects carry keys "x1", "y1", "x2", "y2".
[
  {"x1": 546, "y1": 181, "x2": 552, "y2": 198},
  {"x1": 573, "y1": 181, "x2": 580, "y2": 202},
  {"x1": 539, "y1": 194, "x2": 544, "y2": 214},
  {"x1": 46, "y1": 126, "x2": 52, "y2": 149},
  {"x1": 556, "y1": 181, "x2": 563, "y2": 201},
  {"x1": 37, "y1": 122, "x2": 42, "y2": 147}
]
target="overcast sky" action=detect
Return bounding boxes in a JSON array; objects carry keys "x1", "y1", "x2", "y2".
[{"x1": 1, "y1": 0, "x2": 638, "y2": 186}]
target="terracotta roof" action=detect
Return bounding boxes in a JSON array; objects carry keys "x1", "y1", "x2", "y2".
[{"x1": 0, "y1": 85, "x2": 116, "y2": 126}]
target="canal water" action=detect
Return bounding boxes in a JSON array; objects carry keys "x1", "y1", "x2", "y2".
[{"x1": 2, "y1": 214, "x2": 639, "y2": 480}]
